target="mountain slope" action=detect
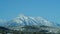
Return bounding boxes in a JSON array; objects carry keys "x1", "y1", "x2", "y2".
[
  {"x1": 0, "y1": 14, "x2": 60, "y2": 33},
  {"x1": 6, "y1": 15, "x2": 59, "y2": 28}
]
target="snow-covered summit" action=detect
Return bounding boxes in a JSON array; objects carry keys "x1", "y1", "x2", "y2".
[{"x1": 6, "y1": 14, "x2": 58, "y2": 27}]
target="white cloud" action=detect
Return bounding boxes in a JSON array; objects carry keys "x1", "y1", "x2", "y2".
[{"x1": 0, "y1": 19, "x2": 6, "y2": 22}]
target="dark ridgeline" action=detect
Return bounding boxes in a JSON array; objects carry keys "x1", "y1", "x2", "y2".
[
  {"x1": 0, "y1": 26, "x2": 14, "y2": 34},
  {"x1": 0, "y1": 26, "x2": 60, "y2": 34}
]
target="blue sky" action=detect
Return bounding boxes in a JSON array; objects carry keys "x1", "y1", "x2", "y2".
[{"x1": 0, "y1": 0, "x2": 60, "y2": 24}]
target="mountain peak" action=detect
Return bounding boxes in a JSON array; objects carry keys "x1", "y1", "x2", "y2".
[
  {"x1": 6, "y1": 14, "x2": 60, "y2": 28},
  {"x1": 17, "y1": 14, "x2": 28, "y2": 19},
  {"x1": 18, "y1": 14, "x2": 25, "y2": 17},
  {"x1": 9, "y1": 14, "x2": 56, "y2": 27}
]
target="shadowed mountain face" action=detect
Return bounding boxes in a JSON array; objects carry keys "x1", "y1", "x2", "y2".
[
  {"x1": 0, "y1": 26, "x2": 9, "y2": 30},
  {"x1": 0, "y1": 26, "x2": 10, "y2": 33}
]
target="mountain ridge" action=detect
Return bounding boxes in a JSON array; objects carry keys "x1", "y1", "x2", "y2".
[{"x1": 6, "y1": 15, "x2": 60, "y2": 27}]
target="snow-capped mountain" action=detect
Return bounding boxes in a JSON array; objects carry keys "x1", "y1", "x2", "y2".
[
  {"x1": 6, "y1": 14, "x2": 59, "y2": 28},
  {"x1": 0, "y1": 14, "x2": 60, "y2": 33}
]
